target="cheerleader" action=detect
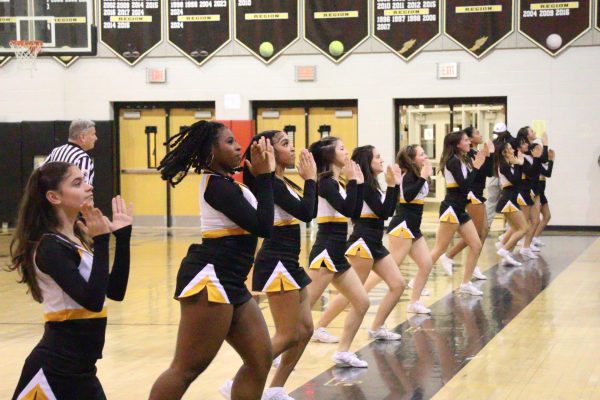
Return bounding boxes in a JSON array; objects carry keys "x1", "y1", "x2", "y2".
[
  {"x1": 429, "y1": 130, "x2": 486, "y2": 296},
  {"x1": 242, "y1": 131, "x2": 317, "y2": 400},
  {"x1": 387, "y1": 144, "x2": 434, "y2": 313},
  {"x1": 302, "y1": 136, "x2": 372, "y2": 368},
  {"x1": 494, "y1": 141, "x2": 529, "y2": 265},
  {"x1": 10, "y1": 162, "x2": 132, "y2": 400},
  {"x1": 149, "y1": 121, "x2": 275, "y2": 400},
  {"x1": 441, "y1": 127, "x2": 494, "y2": 280},
  {"x1": 312, "y1": 145, "x2": 404, "y2": 342},
  {"x1": 498, "y1": 129, "x2": 547, "y2": 259},
  {"x1": 533, "y1": 149, "x2": 555, "y2": 244}
]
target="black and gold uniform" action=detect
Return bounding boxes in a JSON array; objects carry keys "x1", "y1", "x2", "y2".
[
  {"x1": 439, "y1": 155, "x2": 478, "y2": 224},
  {"x1": 387, "y1": 171, "x2": 428, "y2": 240},
  {"x1": 252, "y1": 178, "x2": 316, "y2": 293},
  {"x1": 308, "y1": 177, "x2": 363, "y2": 274},
  {"x1": 538, "y1": 160, "x2": 554, "y2": 205},
  {"x1": 12, "y1": 226, "x2": 131, "y2": 400},
  {"x1": 175, "y1": 172, "x2": 273, "y2": 305},
  {"x1": 345, "y1": 184, "x2": 399, "y2": 261},
  {"x1": 496, "y1": 162, "x2": 524, "y2": 213},
  {"x1": 467, "y1": 148, "x2": 494, "y2": 204}
]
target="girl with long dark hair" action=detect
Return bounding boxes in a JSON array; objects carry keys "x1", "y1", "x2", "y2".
[
  {"x1": 10, "y1": 162, "x2": 132, "y2": 400},
  {"x1": 312, "y1": 145, "x2": 404, "y2": 342},
  {"x1": 240, "y1": 130, "x2": 317, "y2": 400},
  {"x1": 441, "y1": 127, "x2": 494, "y2": 280},
  {"x1": 429, "y1": 130, "x2": 486, "y2": 296},
  {"x1": 149, "y1": 121, "x2": 275, "y2": 400}
]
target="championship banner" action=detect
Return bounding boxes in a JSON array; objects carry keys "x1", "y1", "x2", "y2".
[
  {"x1": 304, "y1": 0, "x2": 369, "y2": 63},
  {"x1": 168, "y1": 0, "x2": 230, "y2": 66},
  {"x1": 373, "y1": 0, "x2": 441, "y2": 61},
  {"x1": 596, "y1": 0, "x2": 600, "y2": 31},
  {"x1": 53, "y1": 56, "x2": 79, "y2": 67},
  {"x1": 519, "y1": 0, "x2": 591, "y2": 55},
  {"x1": 100, "y1": 0, "x2": 163, "y2": 65},
  {"x1": 445, "y1": 0, "x2": 514, "y2": 58},
  {"x1": 235, "y1": 0, "x2": 299, "y2": 64}
]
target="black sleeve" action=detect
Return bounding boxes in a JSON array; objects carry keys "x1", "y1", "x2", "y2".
[
  {"x1": 274, "y1": 179, "x2": 316, "y2": 223},
  {"x1": 500, "y1": 164, "x2": 523, "y2": 186},
  {"x1": 484, "y1": 155, "x2": 494, "y2": 177},
  {"x1": 523, "y1": 157, "x2": 541, "y2": 178},
  {"x1": 36, "y1": 234, "x2": 111, "y2": 312},
  {"x1": 106, "y1": 226, "x2": 132, "y2": 301},
  {"x1": 402, "y1": 172, "x2": 427, "y2": 202},
  {"x1": 540, "y1": 145, "x2": 549, "y2": 163},
  {"x1": 541, "y1": 160, "x2": 554, "y2": 178},
  {"x1": 205, "y1": 174, "x2": 274, "y2": 238},
  {"x1": 363, "y1": 185, "x2": 397, "y2": 219},
  {"x1": 447, "y1": 156, "x2": 477, "y2": 191},
  {"x1": 318, "y1": 178, "x2": 359, "y2": 217}
]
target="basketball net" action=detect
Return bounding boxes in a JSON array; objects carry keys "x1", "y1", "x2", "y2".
[{"x1": 9, "y1": 40, "x2": 43, "y2": 73}]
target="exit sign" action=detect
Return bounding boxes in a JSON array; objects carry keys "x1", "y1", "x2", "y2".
[{"x1": 437, "y1": 62, "x2": 459, "y2": 79}]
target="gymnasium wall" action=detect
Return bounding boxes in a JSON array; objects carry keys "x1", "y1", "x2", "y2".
[{"x1": 1, "y1": 34, "x2": 599, "y2": 227}]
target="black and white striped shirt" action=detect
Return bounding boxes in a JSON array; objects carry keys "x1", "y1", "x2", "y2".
[{"x1": 44, "y1": 143, "x2": 95, "y2": 184}]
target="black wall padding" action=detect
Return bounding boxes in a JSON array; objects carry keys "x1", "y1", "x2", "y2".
[
  {"x1": 0, "y1": 123, "x2": 23, "y2": 226},
  {"x1": 0, "y1": 121, "x2": 114, "y2": 226}
]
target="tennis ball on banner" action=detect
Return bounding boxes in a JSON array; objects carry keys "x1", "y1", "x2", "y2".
[
  {"x1": 259, "y1": 42, "x2": 274, "y2": 58},
  {"x1": 546, "y1": 34, "x2": 562, "y2": 50},
  {"x1": 329, "y1": 40, "x2": 344, "y2": 57}
]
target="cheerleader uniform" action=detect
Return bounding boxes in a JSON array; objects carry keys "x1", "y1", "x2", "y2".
[
  {"x1": 252, "y1": 178, "x2": 316, "y2": 293},
  {"x1": 12, "y1": 226, "x2": 132, "y2": 400},
  {"x1": 538, "y1": 160, "x2": 554, "y2": 205},
  {"x1": 345, "y1": 184, "x2": 399, "y2": 261},
  {"x1": 439, "y1": 155, "x2": 478, "y2": 224},
  {"x1": 308, "y1": 177, "x2": 363, "y2": 274},
  {"x1": 387, "y1": 171, "x2": 429, "y2": 240},
  {"x1": 496, "y1": 163, "x2": 524, "y2": 213},
  {"x1": 467, "y1": 148, "x2": 494, "y2": 205},
  {"x1": 175, "y1": 172, "x2": 273, "y2": 305}
]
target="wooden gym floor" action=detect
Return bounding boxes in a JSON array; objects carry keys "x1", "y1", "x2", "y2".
[{"x1": 1, "y1": 221, "x2": 599, "y2": 399}]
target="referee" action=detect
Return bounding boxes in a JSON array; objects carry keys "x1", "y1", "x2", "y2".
[{"x1": 43, "y1": 119, "x2": 97, "y2": 185}]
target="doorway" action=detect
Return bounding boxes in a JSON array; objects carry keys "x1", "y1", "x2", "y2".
[{"x1": 395, "y1": 97, "x2": 507, "y2": 203}]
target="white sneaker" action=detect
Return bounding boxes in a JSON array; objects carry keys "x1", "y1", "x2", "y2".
[
  {"x1": 472, "y1": 266, "x2": 487, "y2": 280},
  {"x1": 530, "y1": 243, "x2": 541, "y2": 252},
  {"x1": 497, "y1": 248, "x2": 523, "y2": 266},
  {"x1": 272, "y1": 354, "x2": 281, "y2": 369},
  {"x1": 519, "y1": 248, "x2": 539, "y2": 260},
  {"x1": 459, "y1": 282, "x2": 483, "y2": 296},
  {"x1": 262, "y1": 387, "x2": 294, "y2": 400},
  {"x1": 407, "y1": 301, "x2": 431, "y2": 314},
  {"x1": 332, "y1": 351, "x2": 368, "y2": 368},
  {"x1": 533, "y1": 237, "x2": 546, "y2": 246},
  {"x1": 311, "y1": 327, "x2": 339, "y2": 343},
  {"x1": 368, "y1": 326, "x2": 402, "y2": 341},
  {"x1": 407, "y1": 279, "x2": 431, "y2": 296},
  {"x1": 439, "y1": 254, "x2": 454, "y2": 276},
  {"x1": 495, "y1": 241, "x2": 503, "y2": 250},
  {"x1": 219, "y1": 380, "x2": 233, "y2": 400}
]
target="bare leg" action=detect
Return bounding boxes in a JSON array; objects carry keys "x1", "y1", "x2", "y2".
[
  {"x1": 331, "y1": 268, "x2": 371, "y2": 353},
  {"x1": 457, "y1": 221, "x2": 482, "y2": 284},
  {"x1": 226, "y1": 300, "x2": 273, "y2": 400},
  {"x1": 430, "y1": 222, "x2": 460, "y2": 264},
  {"x1": 269, "y1": 288, "x2": 313, "y2": 389},
  {"x1": 503, "y1": 211, "x2": 529, "y2": 251},
  {"x1": 370, "y1": 255, "x2": 406, "y2": 329},
  {"x1": 149, "y1": 291, "x2": 233, "y2": 400},
  {"x1": 446, "y1": 203, "x2": 488, "y2": 260},
  {"x1": 266, "y1": 290, "x2": 301, "y2": 359},
  {"x1": 408, "y1": 238, "x2": 433, "y2": 302},
  {"x1": 534, "y1": 203, "x2": 551, "y2": 237}
]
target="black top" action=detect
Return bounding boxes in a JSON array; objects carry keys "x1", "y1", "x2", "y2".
[
  {"x1": 499, "y1": 163, "x2": 523, "y2": 191},
  {"x1": 35, "y1": 226, "x2": 131, "y2": 361},
  {"x1": 445, "y1": 155, "x2": 478, "y2": 201},
  {"x1": 468, "y1": 149, "x2": 494, "y2": 196},
  {"x1": 541, "y1": 160, "x2": 554, "y2": 178},
  {"x1": 352, "y1": 184, "x2": 399, "y2": 229}
]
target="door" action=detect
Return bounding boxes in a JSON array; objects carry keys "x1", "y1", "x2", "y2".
[{"x1": 119, "y1": 108, "x2": 168, "y2": 226}]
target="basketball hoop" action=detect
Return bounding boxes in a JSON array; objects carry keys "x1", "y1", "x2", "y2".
[{"x1": 9, "y1": 40, "x2": 43, "y2": 71}]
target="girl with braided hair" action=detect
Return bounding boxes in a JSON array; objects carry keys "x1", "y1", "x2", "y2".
[{"x1": 149, "y1": 121, "x2": 276, "y2": 400}]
